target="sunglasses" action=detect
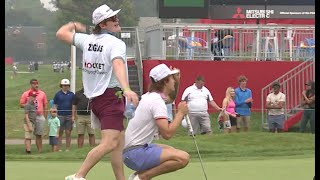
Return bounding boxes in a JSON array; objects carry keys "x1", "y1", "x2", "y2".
[
  {"x1": 107, "y1": 15, "x2": 118, "y2": 22},
  {"x1": 31, "y1": 81, "x2": 38, "y2": 85},
  {"x1": 51, "y1": 111, "x2": 57, "y2": 113}
]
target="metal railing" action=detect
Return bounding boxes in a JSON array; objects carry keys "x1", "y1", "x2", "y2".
[
  {"x1": 135, "y1": 27, "x2": 144, "y2": 95},
  {"x1": 145, "y1": 23, "x2": 315, "y2": 61},
  {"x1": 260, "y1": 58, "x2": 315, "y2": 129}
]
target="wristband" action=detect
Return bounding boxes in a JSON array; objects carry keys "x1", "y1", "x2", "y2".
[{"x1": 123, "y1": 87, "x2": 131, "y2": 92}]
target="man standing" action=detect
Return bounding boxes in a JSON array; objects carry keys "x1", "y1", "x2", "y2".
[
  {"x1": 123, "y1": 64, "x2": 189, "y2": 180},
  {"x1": 266, "y1": 81, "x2": 286, "y2": 133},
  {"x1": 181, "y1": 76, "x2": 222, "y2": 135},
  {"x1": 72, "y1": 87, "x2": 95, "y2": 148},
  {"x1": 12, "y1": 63, "x2": 17, "y2": 79},
  {"x1": 20, "y1": 79, "x2": 48, "y2": 153},
  {"x1": 56, "y1": 4, "x2": 139, "y2": 180},
  {"x1": 53, "y1": 78, "x2": 75, "y2": 151},
  {"x1": 299, "y1": 80, "x2": 315, "y2": 134},
  {"x1": 235, "y1": 75, "x2": 253, "y2": 132}
]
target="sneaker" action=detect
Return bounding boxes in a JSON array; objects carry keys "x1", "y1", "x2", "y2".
[
  {"x1": 128, "y1": 173, "x2": 136, "y2": 180},
  {"x1": 59, "y1": 149, "x2": 63, "y2": 152},
  {"x1": 65, "y1": 149, "x2": 70, "y2": 152},
  {"x1": 132, "y1": 174, "x2": 141, "y2": 180},
  {"x1": 65, "y1": 174, "x2": 86, "y2": 180}
]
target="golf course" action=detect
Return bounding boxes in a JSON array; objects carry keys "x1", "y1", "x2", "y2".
[{"x1": 5, "y1": 64, "x2": 315, "y2": 180}]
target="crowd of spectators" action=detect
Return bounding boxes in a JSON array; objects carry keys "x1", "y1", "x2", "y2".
[
  {"x1": 19, "y1": 78, "x2": 96, "y2": 154},
  {"x1": 18, "y1": 75, "x2": 315, "y2": 154}
]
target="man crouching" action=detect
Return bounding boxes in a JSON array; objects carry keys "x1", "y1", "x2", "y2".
[{"x1": 123, "y1": 64, "x2": 189, "y2": 180}]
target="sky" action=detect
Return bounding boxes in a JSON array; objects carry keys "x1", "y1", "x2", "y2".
[{"x1": 40, "y1": 0, "x2": 58, "y2": 11}]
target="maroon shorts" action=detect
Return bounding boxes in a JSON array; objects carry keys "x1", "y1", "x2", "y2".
[{"x1": 91, "y1": 88, "x2": 125, "y2": 131}]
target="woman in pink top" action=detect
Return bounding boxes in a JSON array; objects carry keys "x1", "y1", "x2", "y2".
[{"x1": 222, "y1": 87, "x2": 239, "y2": 133}]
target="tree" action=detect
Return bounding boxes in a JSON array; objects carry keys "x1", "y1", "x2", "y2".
[
  {"x1": 52, "y1": 0, "x2": 139, "y2": 26},
  {"x1": 45, "y1": 0, "x2": 139, "y2": 60},
  {"x1": 5, "y1": 30, "x2": 45, "y2": 61}
]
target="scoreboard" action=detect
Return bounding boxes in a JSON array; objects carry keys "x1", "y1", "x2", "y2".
[
  {"x1": 158, "y1": 0, "x2": 209, "y2": 18},
  {"x1": 158, "y1": 0, "x2": 314, "y2": 19}
]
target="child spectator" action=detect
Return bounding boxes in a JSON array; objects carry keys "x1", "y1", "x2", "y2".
[
  {"x1": 48, "y1": 108, "x2": 60, "y2": 152},
  {"x1": 23, "y1": 91, "x2": 38, "y2": 154}
]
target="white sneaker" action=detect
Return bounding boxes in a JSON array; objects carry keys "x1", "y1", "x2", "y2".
[
  {"x1": 128, "y1": 173, "x2": 136, "y2": 180},
  {"x1": 65, "y1": 174, "x2": 86, "y2": 180},
  {"x1": 132, "y1": 174, "x2": 141, "y2": 180}
]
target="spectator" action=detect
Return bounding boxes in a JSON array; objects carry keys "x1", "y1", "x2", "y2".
[
  {"x1": 235, "y1": 75, "x2": 253, "y2": 132},
  {"x1": 20, "y1": 79, "x2": 48, "y2": 153},
  {"x1": 68, "y1": 61, "x2": 71, "y2": 71},
  {"x1": 181, "y1": 76, "x2": 222, "y2": 135},
  {"x1": 266, "y1": 81, "x2": 286, "y2": 133},
  {"x1": 12, "y1": 64, "x2": 17, "y2": 79},
  {"x1": 34, "y1": 61, "x2": 39, "y2": 71},
  {"x1": 53, "y1": 79, "x2": 75, "y2": 151},
  {"x1": 23, "y1": 91, "x2": 38, "y2": 154},
  {"x1": 299, "y1": 81, "x2": 315, "y2": 134},
  {"x1": 53, "y1": 62, "x2": 57, "y2": 72},
  {"x1": 72, "y1": 88, "x2": 95, "y2": 148},
  {"x1": 123, "y1": 64, "x2": 189, "y2": 180},
  {"x1": 218, "y1": 109, "x2": 231, "y2": 133},
  {"x1": 211, "y1": 27, "x2": 234, "y2": 60},
  {"x1": 48, "y1": 108, "x2": 60, "y2": 152},
  {"x1": 222, "y1": 87, "x2": 238, "y2": 133}
]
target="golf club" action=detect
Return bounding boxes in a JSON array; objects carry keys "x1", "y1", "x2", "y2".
[{"x1": 183, "y1": 95, "x2": 208, "y2": 180}]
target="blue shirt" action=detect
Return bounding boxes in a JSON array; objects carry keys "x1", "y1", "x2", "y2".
[
  {"x1": 235, "y1": 87, "x2": 252, "y2": 116},
  {"x1": 53, "y1": 90, "x2": 75, "y2": 116}
]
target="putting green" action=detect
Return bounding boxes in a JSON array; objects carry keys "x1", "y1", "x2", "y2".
[{"x1": 6, "y1": 158, "x2": 314, "y2": 180}]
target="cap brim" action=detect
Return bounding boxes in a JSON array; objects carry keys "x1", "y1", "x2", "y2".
[
  {"x1": 109, "y1": 9, "x2": 121, "y2": 18},
  {"x1": 169, "y1": 69, "x2": 180, "y2": 75}
]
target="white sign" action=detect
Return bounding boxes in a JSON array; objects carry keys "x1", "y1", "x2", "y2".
[{"x1": 121, "y1": 33, "x2": 131, "y2": 38}]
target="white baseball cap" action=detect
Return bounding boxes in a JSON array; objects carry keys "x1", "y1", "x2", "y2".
[
  {"x1": 149, "y1": 64, "x2": 179, "y2": 82},
  {"x1": 60, "y1": 79, "x2": 70, "y2": 85},
  {"x1": 92, "y1": 4, "x2": 121, "y2": 25}
]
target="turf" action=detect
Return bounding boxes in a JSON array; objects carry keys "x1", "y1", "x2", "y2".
[{"x1": 5, "y1": 158, "x2": 315, "y2": 180}]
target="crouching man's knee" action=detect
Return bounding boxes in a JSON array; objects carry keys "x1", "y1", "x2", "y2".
[{"x1": 177, "y1": 151, "x2": 190, "y2": 168}]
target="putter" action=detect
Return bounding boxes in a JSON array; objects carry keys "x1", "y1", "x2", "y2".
[{"x1": 184, "y1": 95, "x2": 208, "y2": 180}]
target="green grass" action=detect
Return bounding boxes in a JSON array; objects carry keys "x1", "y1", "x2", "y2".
[
  {"x1": 5, "y1": 132, "x2": 314, "y2": 161},
  {"x1": 5, "y1": 158, "x2": 315, "y2": 180}
]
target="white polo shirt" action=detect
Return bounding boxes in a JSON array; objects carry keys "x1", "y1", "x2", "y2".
[
  {"x1": 124, "y1": 92, "x2": 168, "y2": 148},
  {"x1": 181, "y1": 84, "x2": 214, "y2": 113},
  {"x1": 73, "y1": 32, "x2": 127, "y2": 99}
]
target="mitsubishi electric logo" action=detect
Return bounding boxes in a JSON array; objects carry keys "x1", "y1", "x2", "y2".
[
  {"x1": 232, "y1": 7, "x2": 275, "y2": 19},
  {"x1": 232, "y1": 7, "x2": 245, "y2": 18},
  {"x1": 246, "y1": 9, "x2": 274, "y2": 18}
]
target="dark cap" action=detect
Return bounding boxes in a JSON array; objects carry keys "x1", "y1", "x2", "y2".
[
  {"x1": 272, "y1": 81, "x2": 280, "y2": 87},
  {"x1": 28, "y1": 91, "x2": 38, "y2": 97}
]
